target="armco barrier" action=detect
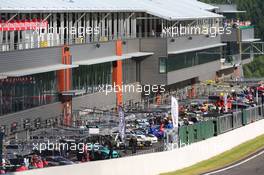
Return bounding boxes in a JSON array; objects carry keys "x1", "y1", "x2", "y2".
[
  {"x1": 179, "y1": 126, "x2": 188, "y2": 145},
  {"x1": 187, "y1": 124, "x2": 195, "y2": 144},
  {"x1": 243, "y1": 106, "x2": 264, "y2": 124},
  {"x1": 255, "y1": 105, "x2": 262, "y2": 121},
  {"x1": 196, "y1": 120, "x2": 215, "y2": 141},
  {"x1": 242, "y1": 108, "x2": 249, "y2": 125},
  {"x1": 233, "y1": 111, "x2": 243, "y2": 129},
  {"x1": 179, "y1": 120, "x2": 215, "y2": 145},
  {"x1": 179, "y1": 105, "x2": 264, "y2": 144},
  {"x1": 216, "y1": 114, "x2": 233, "y2": 135},
  {"x1": 256, "y1": 105, "x2": 263, "y2": 121},
  {"x1": 249, "y1": 107, "x2": 257, "y2": 122}
]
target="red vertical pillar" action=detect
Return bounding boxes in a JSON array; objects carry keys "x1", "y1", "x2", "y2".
[
  {"x1": 57, "y1": 45, "x2": 72, "y2": 126},
  {"x1": 112, "y1": 40, "x2": 123, "y2": 106},
  {"x1": 191, "y1": 78, "x2": 196, "y2": 98},
  {"x1": 234, "y1": 66, "x2": 241, "y2": 79}
]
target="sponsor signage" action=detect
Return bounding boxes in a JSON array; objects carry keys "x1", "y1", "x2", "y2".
[
  {"x1": 171, "y1": 96, "x2": 179, "y2": 128},
  {"x1": 89, "y1": 128, "x2": 100, "y2": 135},
  {"x1": 0, "y1": 19, "x2": 48, "y2": 31}
]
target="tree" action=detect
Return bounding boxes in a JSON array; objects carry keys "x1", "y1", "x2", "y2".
[
  {"x1": 243, "y1": 56, "x2": 264, "y2": 78},
  {"x1": 201, "y1": 0, "x2": 264, "y2": 40}
]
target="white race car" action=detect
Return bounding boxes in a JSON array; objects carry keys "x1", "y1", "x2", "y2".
[{"x1": 145, "y1": 134, "x2": 158, "y2": 144}]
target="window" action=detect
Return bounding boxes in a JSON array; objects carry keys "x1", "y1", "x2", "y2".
[
  {"x1": 167, "y1": 48, "x2": 221, "y2": 72},
  {"x1": 159, "y1": 57, "x2": 167, "y2": 73}
]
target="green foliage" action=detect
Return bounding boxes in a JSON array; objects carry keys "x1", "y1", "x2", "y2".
[
  {"x1": 243, "y1": 56, "x2": 264, "y2": 78},
  {"x1": 201, "y1": 0, "x2": 264, "y2": 40}
]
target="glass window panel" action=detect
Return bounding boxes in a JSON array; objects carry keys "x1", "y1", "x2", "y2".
[{"x1": 159, "y1": 57, "x2": 167, "y2": 73}]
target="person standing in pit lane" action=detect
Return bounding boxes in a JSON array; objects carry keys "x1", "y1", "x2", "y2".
[
  {"x1": 262, "y1": 93, "x2": 264, "y2": 105},
  {"x1": 0, "y1": 159, "x2": 5, "y2": 174}
]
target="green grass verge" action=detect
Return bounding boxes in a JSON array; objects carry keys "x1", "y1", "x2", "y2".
[{"x1": 161, "y1": 134, "x2": 264, "y2": 175}]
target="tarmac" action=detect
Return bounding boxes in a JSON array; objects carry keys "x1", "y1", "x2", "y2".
[{"x1": 206, "y1": 149, "x2": 264, "y2": 175}]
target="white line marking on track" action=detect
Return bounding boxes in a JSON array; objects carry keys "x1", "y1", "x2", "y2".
[{"x1": 203, "y1": 149, "x2": 264, "y2": 175}]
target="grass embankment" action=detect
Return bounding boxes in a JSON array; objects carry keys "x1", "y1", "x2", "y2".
[{"x1": 161, "y1": 134, "x2": 264, "y2": 175}]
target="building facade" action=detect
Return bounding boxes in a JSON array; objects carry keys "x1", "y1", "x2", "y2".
[{"x1": 0, "y1": 0, "x2": 259, "y2": 134}]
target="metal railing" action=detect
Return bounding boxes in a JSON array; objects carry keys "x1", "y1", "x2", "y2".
[
  {"x1": 220, "y1": 54, "x2": 241, "y2": 69},
  {"x1": 0, "y1": 32, "x2": 217, "y2": 52}
]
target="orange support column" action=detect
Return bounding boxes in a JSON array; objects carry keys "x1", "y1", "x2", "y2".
[
  {"x1": 191, "y1": 78, "x2": 196, "y2": 98},
  {"x1": 112, "y1": 40, "x2": 123, "y2": 106},
  {"x1": 234, "y1": 66, "x2": 241, "y2": 79},
  {"x1": 57, "y1": 45, "x2": 73, "y2": 126}
]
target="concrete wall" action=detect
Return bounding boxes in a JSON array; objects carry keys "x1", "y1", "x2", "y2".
[
  {"x1": 221, "y1": 28, "x2": 238, "y2": 42},
  {"x1": 0, "y1": 38, "x2": 142, "y2": 74},
  {"x1": 72, "y1": 83, "x2": 142, "y2": 110},
  {"x1": 167, "y1": 60, "x2": 220, "y2": 85},
  {"x1": 71, "y1": 39, "x2": 141, "y2": 63},
  {"x1": 0, "y1": 47, "x2": 62, "y2": 73},
  {"x1": 0, "y1": 36, "x2": 223, "y2": 77},
  {"x1": 12, "y1": 119, "x2": 264, "y2": 175},
  {"x1": 123, "y1": 59, "x2": 137, "y2": 84},
  {"x1": 70, "y1": 41, "x2": 116, "y2": 62},
  {"x1": 72, "y1": 91, "x2": 116, "y2": 110},
  {"x1": 140, "y1": 38, "x2": 167, "y2": 85},
  {"x1": 123, "y1": 39, "x2": 140, "y2": 54},
  {"x1": 167, "y1": 35, "x2": 222, "y2": 54}
]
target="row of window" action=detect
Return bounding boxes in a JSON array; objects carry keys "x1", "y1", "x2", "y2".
[
  {"x1": 0, "y1": 63, "x2": 112, "y2": 116},
  {"x1": 159, "y1": 48, "x2": 221, "y2": 73}
]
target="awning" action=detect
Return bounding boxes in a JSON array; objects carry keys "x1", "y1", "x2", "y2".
[
  {"x1": 74, "y1": 52, "x2": 153, "y2": 65},
  {"x1": 0, "y1": 64, "x2": 78, "y2": 77},
  {"x1": 219, "y1": 10, "x2": 246, "y2": 13},
  {"x1": 123, "y1": 52, "x2": 154, "y2": 58},
  {"x1": 242, "y1": 39, "x2": 261, "y2": 43},
  {"x1": 61, "y1": 90, "x2": 86, "y2": 96},
  {"x1": 168, "y1": 43, "x2": 226, "y2": 55},
  {"x1": 143, "y1": 0, "x2": 223, "y2": 21}
]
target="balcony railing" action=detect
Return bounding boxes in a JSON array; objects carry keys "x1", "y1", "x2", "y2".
[
  {"x1": 0, "y1": 32, "x2": 222, "y2": 52},
  {"x1": 220, "y1": 54, "x2": 241, "y2": 69},
  {"x1": 0, "y1": 33, "x2": 138, "y2": 52}
]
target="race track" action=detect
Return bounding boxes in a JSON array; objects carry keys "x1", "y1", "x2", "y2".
[{"x1": 205, "y1": 150, "x2": 264, "y2": 175}]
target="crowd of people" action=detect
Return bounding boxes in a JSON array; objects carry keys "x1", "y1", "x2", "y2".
[{"x1": 1, "y1": 154, "x2": 48, "y2": 174}]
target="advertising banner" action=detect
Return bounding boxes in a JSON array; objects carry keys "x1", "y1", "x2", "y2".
[
  {"x1": 0, "y1": 19, "x2": 48, "y2": 31},
  {"x1": 171, "y1": 96, "x2": 179, "y2": 128}
]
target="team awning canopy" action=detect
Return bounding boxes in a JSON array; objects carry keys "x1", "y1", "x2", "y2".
[
  {"x1": 168, "y1": 43, "x2": 226, "y2": 55},
  {"x1": 73, "y1": 52, "x2": 153, "y2": 65},
  {"x1": 0, "y1": 64, "x2": 78, "y2": 77}
]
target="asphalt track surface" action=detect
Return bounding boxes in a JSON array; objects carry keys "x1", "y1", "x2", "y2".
[{"x1": 204, "y1": 149, "x2": 264, "y2": 175}]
